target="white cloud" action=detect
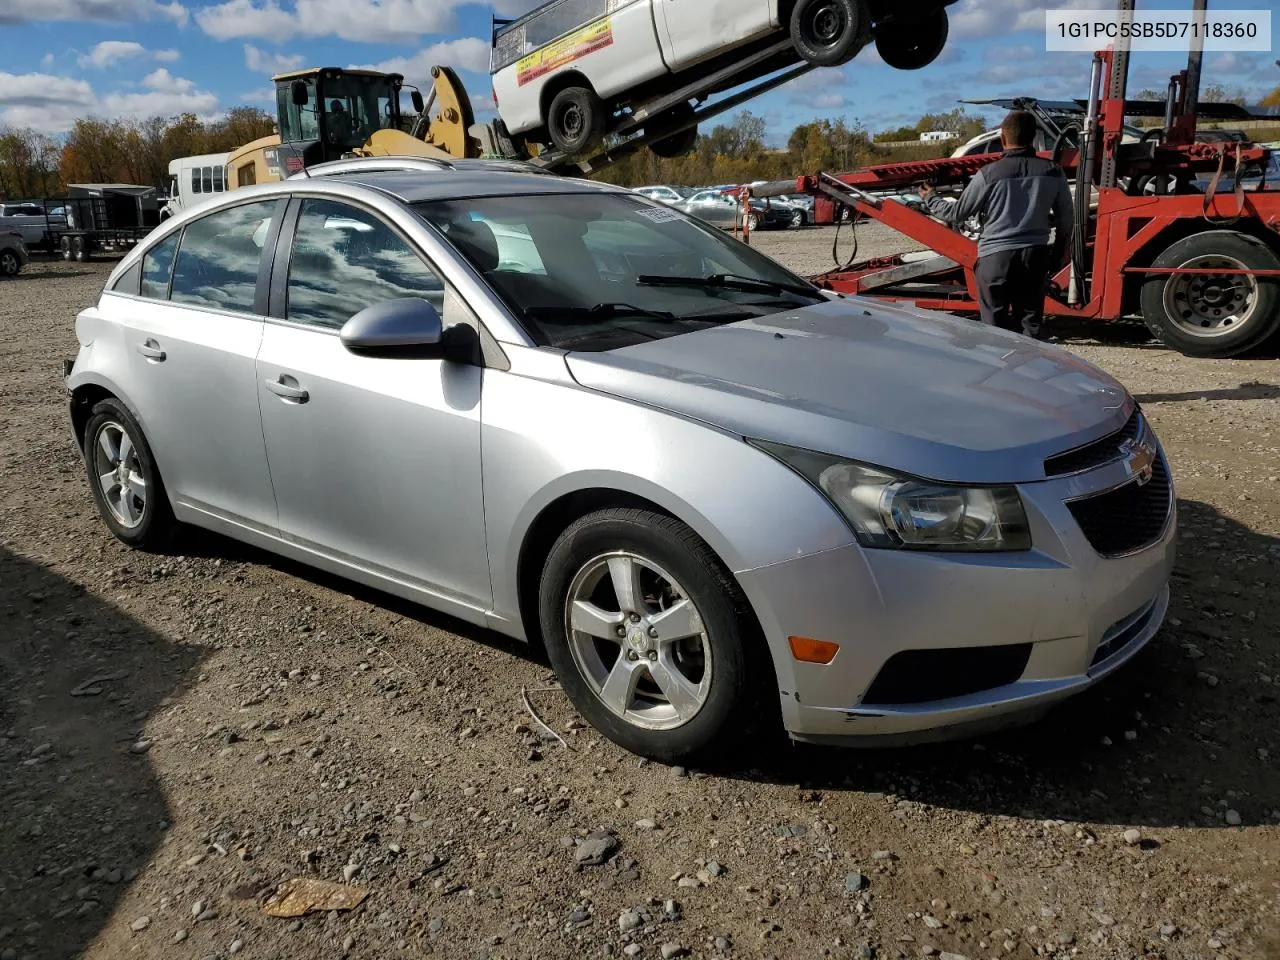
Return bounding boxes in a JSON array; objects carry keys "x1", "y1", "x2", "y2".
[
  {"x1": 78, "y1": 41, "x2": 183, "y2": 68},
  {"x1": 0, "y1": 0, "x2": 187, "y2": 26},
  {"x1": 354, "y1": 37, "x2": 491, "y2": 78},
  {"x1": 950, "y1": 0, "x2": 1096, "y2": 39},
  {"x1": 0, "y1": 69, "x2": 218, "y2": 134},
  {"x1": 244, "y1": 43, "x2": 305, "y2": 74},
  {"x1": 78, "y1": 40, "x2": 147, "y2": 68},
  {"x1": 197, "y1": 0, "x2": 534, "y2": 43},
  {"x1": 142, "y1": 68, "x2": 195, "y2": 93},
  {"x1": 40, "y1": 52, "x2": 56, "y2": 68}
]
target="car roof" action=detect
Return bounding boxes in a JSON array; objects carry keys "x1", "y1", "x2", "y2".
[{"x1": 282, "y1": 159, "x2": 626, "y2": 204}]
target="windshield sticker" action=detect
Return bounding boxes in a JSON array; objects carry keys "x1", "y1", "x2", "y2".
[
  {"x1": 636, "y1": 203, "x2": 682, "y2": 223},
  {"x1": 516, "y1": 17, "x2": 614, "y2": 86}
]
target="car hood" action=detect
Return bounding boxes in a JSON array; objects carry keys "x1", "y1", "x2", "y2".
[{"x1": 564, "y1": 298, "x2": 1136, "y2": 484}]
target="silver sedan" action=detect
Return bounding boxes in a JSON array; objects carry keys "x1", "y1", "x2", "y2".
[{"x1": 65, "y1": 157, "x2": 1175, "y2": 764}]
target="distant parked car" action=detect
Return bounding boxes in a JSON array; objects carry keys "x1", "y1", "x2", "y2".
[
  {"x1": 678, "y1": 189, "x2": 790, "y2": 231},
  {"x1": 0, "y1": 230, "x2": 28, "y2": 278},
  {"x1": 634, "y1": 185, "x2": 690, "y2": 206},
  {"x1": 758, "y1": 190, "x2": 814, "y2": 227}
]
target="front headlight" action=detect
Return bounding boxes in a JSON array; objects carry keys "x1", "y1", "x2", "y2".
[{"x1": 751, "y1": 440, "x2": 1031, "y2": 552}]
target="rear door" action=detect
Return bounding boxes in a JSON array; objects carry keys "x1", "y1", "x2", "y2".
[
  {"x1": 654, "y1": 0, "x2": 774, "y2": 71},
  {"x1": 118, "y1": 198, "x2": 283, "y2": 533},
  {"x1": 254, "y1": 196, "x2": 489, "y2": 609}
]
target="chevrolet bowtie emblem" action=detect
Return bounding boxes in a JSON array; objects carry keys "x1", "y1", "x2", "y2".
[{"x1": 1120, "y1": 437, "x2": 1156, "y2": 486}]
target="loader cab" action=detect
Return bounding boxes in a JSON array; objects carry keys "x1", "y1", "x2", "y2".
[{"x1": 272, "y1": 68, "x2": 409, "y2": 172}]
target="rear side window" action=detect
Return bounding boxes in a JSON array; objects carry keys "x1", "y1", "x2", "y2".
[
  {"x1": 140, "y1": 233, "x2": 179, "y2": 299},
  {"x1": 201, "y1": 167, "x2": 213, "y2": 194},
  {"x1": 170, "y1": 200, "x2": 278, "y2": 313},
  {"x1": 285, "y1": 198, "x2": 445, "y2": 330},
  {"x1": 191, "y1": 169, "x2": 201, "y2": 194},
  {"x1": 213, "y1": 167, "x2": 225, "y2": 192}
]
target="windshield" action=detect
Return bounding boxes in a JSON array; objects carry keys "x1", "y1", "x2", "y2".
[
  {"x1": 277, "y1": 74, "x2": 399, "y2": 148},
  {"x1": 414, "y1": 192, "x2": 824, "y2": 351}
]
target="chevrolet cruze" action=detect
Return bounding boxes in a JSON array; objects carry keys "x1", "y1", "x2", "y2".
[{"x1": 65, "y1": 157, "x2": 1176, "y2": 763}]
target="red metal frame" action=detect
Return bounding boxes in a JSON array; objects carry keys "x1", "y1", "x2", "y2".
[{"x1": 790, "y1": 47, "x2": 1280, "y2": 325}]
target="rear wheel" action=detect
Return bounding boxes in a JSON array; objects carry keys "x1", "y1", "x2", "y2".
[
  {"x1": 546, "y1": 85, "x2": 607, "y2": 156},
  {"x1": 790, "y1": 0, "x2": 870, "y2": 68},
  {"x1": 1140, "y1": 230, "x2": 1280, "y2": 357},
  {"x1": 538, "y1": 508, "x2": 772, "y2": 765},
  {"x1": 875, "y1": 6, "x2": 950, "y2": 70},
  {"x1": 73, "y1": 236, "x2": 91, "y2": 262},
  {"x1": 647, "y1": 103, "x2": 698, "y2": 159},
  {"x1": 746, "y1": 211, "x2": 761, "y2": 232},
  {"x1": 83, "y1": 398, "x2": 178, "y2": 550},
  {"x1": 0, "y1": 249, "x2": 19, "y2": 277},
  {"x1": 60, "y1": 236, "x2": 73, "y2": 261}
]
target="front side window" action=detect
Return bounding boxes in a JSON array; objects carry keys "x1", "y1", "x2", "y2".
[
  {"x1": 286, "y1": 199, "x2": 445, "y2": 330},
  {"x1": 416, "y1": 191, "x2": 824, "y2": 352},
  {"x1": 201, "y1": 167, "x2": 213, "y2": 193},
  {"x1": 141, "y1": 232, "x2": 180, "y2": 299},
  {"x1": 212, "y1": 167, "x2": 225, "y2": 192},
  {"x1": 169, "y1": 200, "x2": 278, "y2": 313}
]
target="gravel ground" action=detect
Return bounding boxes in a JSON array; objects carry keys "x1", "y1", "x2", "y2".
[{"x1": 1, "y1": 239, "x2": 1278, "y2": 960}]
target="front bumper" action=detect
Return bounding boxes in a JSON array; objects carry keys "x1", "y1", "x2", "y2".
[{"x1": 736, "y1": 447, "x2": 1177, "y2": 744}]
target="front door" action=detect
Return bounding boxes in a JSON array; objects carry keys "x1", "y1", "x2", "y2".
[
  {"x1": 655, "y1": 0, "x2": 774, "y2": 71},
  {"x1": 255, "y1": 197, "x2": 489, "y2": 608},
  {"x1": 120, "y1": 198, "x2": 283, "y2": 533}
]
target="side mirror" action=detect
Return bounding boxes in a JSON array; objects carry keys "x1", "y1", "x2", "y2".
[
  {"x1": 410, "y1": 89, "x2": 425, "y2": 114},
  {"x1": 291, "y1": 80, "x2": 309, "y2": 106},
  {"x1": 340, "y1": 298, "x2": 446, "y2": 359}
]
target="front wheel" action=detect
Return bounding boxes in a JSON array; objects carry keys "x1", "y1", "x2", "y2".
[
  {"x1": 1139, "y1": 230, "x2": 1280, "y2": 357},
  {"x1": 0, "y1": 249, "x2": 19, "y2": 277},
  {"x1": 875, "y1": 6, "x2": 950, "y2": 70},
  {"x1": 546, "y1": 85, "x2": 607, "y2": 157},
  {"x1": 746, "y1": 212, "x2": 761, "y2": 232},
  {"x1": 790, "y1": 0, "x2": 870, "y2": 67},
  {"x1": 790, "y1": 209, "x2": 806, "y2": 228},
  {"x1": 538, "y1": 508, "x2": 772, "y2": 765}
]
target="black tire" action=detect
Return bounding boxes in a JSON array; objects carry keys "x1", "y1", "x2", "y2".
[
  {"x1": 790, "y1": 0, "x2": 870, "y2": 68},
  {"x1": 0, "y1": 249, "x2": 19, "y2": 277},
  {"x1": 647, "y1": 103, "x2": 698, "y2": 159},
  {"x1": 746, "y1": 211, "x2": 761, "y2": 232},
  {"x1": 546, "y1": 84, "x2": 607, "y2": 156},
  {"x1": 538, "y1": 508, "x2": 773, "y2": 765},
  {"x1": 1140, "y1": 230, "x2": 1280, "y2": 358},
  {"x1": 874, "y1": 6, "x2": 950, "y2": 70},
  {"x1": 790, "y1": 208, "x2": 806, "y2": 228},
  {"x1": 82, "y1": 398, "x2": 178, "y2": 550},
  {"x1": 75, "y1": 237, "x2": 92, "y2": 263},
  {"x1": 60, "y1": 236, "x2": 73, "y2": 261}
]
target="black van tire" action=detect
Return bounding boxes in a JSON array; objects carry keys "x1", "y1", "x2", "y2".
[
  {"x1": 790, "y1": 0, "x2": 870, "y2": 68},
  {"x1": 875, "y1": 6, "x2": 950, "y2": 70},
  {"x1": 546, "y1": 85, "x2": 607, "y2": 156},
  {"x1": 647, "y1": 103, "x2": 699, "y2": 159},
  {"x1": 1140, "y1": 230, "x2": 1280, "y2": 357}
]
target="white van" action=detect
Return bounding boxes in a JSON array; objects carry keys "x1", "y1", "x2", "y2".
[
  {"x1": 161, "y1": 153, "x2": 231, "y2": 220},
  {"x1": 491, "y1": 0, "x2": 956, "y2": 157}
]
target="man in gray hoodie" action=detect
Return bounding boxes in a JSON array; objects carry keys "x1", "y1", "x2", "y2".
[{"x1": 920, "y1": 110, "x2": 1074, "y2": 340}]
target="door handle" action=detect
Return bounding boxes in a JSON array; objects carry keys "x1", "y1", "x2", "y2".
[
  {"x1": 264, "y1": 376, "x2": 309, "y2": 403},
  {"x1": 136, "y1": 339, "x2": 165, "y2": 361}
]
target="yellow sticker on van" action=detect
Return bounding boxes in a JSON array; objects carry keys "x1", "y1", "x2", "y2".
[{"x1": 516, "y1": 18, "x2": 614, "y2": 87}]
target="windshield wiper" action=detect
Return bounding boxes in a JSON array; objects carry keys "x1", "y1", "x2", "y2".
[
  {"x1": 636, "y1": 273, "x2": 822, "y2": 300},
  {"x1": 524, "y1": 303, "x2": 678, "y2": 322}
]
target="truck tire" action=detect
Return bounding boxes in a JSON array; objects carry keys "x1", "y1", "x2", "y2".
[
  {"x1": 0, "y1": 249, "x2": 20, "y2": 277},
  {"x1": 875, "y1": 6, "x2": 950, "y2": 70},
  {"x1": 546, "y1": 85, "x2": 607, "y2": 157},
  {"x1": 1140, "y1": 230, "x2": 1280, "y2": 358},
  {"x1": 790, "y1": 0, "x2": 870, "y2": 68},
  {"x1": 647, "y1": 103, "x2": 698, "y2": 159}
]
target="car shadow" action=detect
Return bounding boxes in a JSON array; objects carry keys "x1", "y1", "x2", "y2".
[
  {"x1": 141, "y1": 497, "x2": 1275, "y2": 833},
  {"x1": 720, "y1": 497, "x2": 1279, "y2": 830},
  {"x1": 1134, "y1": 380, "x2": 1280, "y2": 404},
  {"x1": 0, "y1": 547, "x2": 206, "y2": 958}
]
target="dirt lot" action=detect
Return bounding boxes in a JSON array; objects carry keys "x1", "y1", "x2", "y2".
[{"x1": 1, "y1": 233, "x2": 1278, "y2": 960}]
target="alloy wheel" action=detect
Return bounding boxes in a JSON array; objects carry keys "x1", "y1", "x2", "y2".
[
  {"x1": 93, "y1": 421, "x2": 147, "y2": 528},
  {"x1": 564, "y1": 552, "x2": 712, "y2": 731}
]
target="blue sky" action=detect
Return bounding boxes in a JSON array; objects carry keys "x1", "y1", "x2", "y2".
[{"x1": 1, "y1": 0, "x2": 1276, "y2": 144}]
